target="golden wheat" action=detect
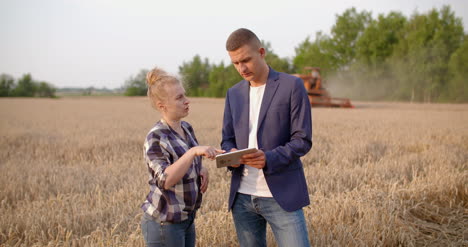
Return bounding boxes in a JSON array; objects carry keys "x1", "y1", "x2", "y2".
[{"x1": 0, "y1": 97, "x2": 467, "y2": 246}]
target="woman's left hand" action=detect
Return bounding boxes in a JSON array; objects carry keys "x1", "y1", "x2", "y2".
[{"x1": 200, "y1": 166, "x2": 209, "y2": 193}]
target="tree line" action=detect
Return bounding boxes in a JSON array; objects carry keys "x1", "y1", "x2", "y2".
[
  {"x1": 122, "y1": 5, "x2": 465, "y2": 103},
  {"x1": 0, "y1": 74, "x2": 56, "y2": 98}
]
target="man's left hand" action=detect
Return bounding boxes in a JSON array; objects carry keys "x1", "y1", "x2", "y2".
[{"x1": 240, "y1": 149, "x2": 266, "y2": 169}]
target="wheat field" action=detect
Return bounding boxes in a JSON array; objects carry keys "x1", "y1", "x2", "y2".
[{"x1": 0, "y1": 97, "x2": 467, "y2": 247}]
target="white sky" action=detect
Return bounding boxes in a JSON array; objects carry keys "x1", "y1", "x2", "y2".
[{"x1": 1, "y1": 0, "x2": 467, "y2": 88}]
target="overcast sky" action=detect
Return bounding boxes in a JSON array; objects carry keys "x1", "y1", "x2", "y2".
[{"x1": 1, "y1": 0, "x2": 467, "y2": 88}]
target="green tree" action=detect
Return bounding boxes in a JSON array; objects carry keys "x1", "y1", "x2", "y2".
[
  {"x1": 0, "y1": 74, "x2": 15, "y2": 97},
  {"x1": 124, "y1": 69, "x2": 148, "y2": 96},
  {"x1": 36, "y1": 82, "x2": 56, "y2": 98},
  {"x1": 12, "y1": 74, "x2": 36, "y2": 97},
  {"x1": 293, "y1": 7, "x2": 372, "y2": 75},
  {"x1": 390, "y1": 5, "x2": 464, "y2": 102},
  {"x1": 338, "y1": 11, "x2": 407, "y2": 101},
  {"x1": 293, "y1": 33, "x2": 337, "y2": 76},
  {"x1": 207, "y1": 62, "x2": 242, "y2": 97},
  {"x1": 445, "y1": 36, "x2": 468, "y2": 102},
  {"x1": 179, "y1": 55, "x2": 211, "y2": 96},
  {"x1": 356, "y1": 11, "x2": 406, "y2": 67},
  {"x1": 330, "y1": 7, "x2": 372, "y2": 67},
  {"x1": 262, "y1": 41, "x2": 293, "y2": 73}
]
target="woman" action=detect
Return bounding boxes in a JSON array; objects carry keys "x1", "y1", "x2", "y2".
[{"x1": 141, "y1": 67, "x2": 223, "y2": 247}]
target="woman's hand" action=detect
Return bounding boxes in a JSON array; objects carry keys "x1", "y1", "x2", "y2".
[
  {"x1": 200, "y1": 166, "x2": 209, "y2": 193},
  {"x1": 191, "y1": 146, "x2": 225, "y2": 160}
]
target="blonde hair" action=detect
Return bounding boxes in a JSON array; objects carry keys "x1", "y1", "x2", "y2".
[{"x1": 146, "y1": 67, "x2": 181, "y2": 110}]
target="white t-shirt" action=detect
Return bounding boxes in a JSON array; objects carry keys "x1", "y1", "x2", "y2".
[{"x1": 237, "y1": 84, "x2": 273, "y2": 197}]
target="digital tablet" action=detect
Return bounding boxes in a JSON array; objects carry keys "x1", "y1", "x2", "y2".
[{"x1": 215, "y1": 148, "x2": 257, "y2": 168}]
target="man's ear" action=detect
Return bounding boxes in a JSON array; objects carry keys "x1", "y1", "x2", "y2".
[{"x1": 259, "y1": 47, "x2": 266, "y2": 58}]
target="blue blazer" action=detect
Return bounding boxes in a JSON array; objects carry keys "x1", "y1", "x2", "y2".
[{"x1": 221, "y1": 68, "x2": 312, "y2": 212}]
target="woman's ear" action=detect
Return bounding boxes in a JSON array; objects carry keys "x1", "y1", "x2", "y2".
[{"x1": 156, "y1": 101, "x2": 165, "y2": 112}]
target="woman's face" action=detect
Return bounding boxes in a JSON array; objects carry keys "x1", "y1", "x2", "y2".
[{"x1": 160, "y1": 83, "x2": 190, "y2": 121}]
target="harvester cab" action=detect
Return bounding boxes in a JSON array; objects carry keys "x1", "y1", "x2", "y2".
[{"x1": 294, "y1": 67, "x2": 354, "y2": 108}]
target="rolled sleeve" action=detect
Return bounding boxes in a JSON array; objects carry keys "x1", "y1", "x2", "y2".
[{"x1": 144, "y1": 134, "x2": 172, "y2": 190}]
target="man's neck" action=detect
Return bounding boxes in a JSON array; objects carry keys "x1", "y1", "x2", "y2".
[{"x1": 250, "y1": 65, "x2": 269, "y2": 87}]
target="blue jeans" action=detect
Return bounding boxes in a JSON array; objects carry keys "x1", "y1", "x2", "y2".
[
  {"x1": 141, "y1": 213, "x2": 196, "y2": 247},
  {"x1": 232, "y1": 193, "x2": 310, "y2": 247}
]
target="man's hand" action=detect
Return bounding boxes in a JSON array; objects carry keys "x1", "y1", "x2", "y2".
[
  {"x1": 200, "y1": 166, "x2": 209, "y2": 193},
  {"x1": 240, "y1": 149, "x2": 266, "y2": 169}
]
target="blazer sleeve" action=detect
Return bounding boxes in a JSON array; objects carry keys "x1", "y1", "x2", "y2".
[{"x1": 263, "y1": 78, "x2": 312, "y2": 175}]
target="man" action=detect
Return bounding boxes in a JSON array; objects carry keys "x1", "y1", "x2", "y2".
[{"x1": 221, "y1": 28, "x2": 312, "y2": 247}]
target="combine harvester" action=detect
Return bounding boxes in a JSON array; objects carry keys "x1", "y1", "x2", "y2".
[{"x1": 294, "y1": 67, "x2": 354, "y2": 108}]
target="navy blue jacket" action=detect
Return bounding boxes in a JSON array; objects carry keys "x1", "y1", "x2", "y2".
[{"x1": 221, "y1": 68, "x2": 312, "y2": 212}]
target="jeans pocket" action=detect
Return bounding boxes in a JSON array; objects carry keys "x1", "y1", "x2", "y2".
[{"x1": 142, "y1": 213, "x2": 164, "y2": 246}]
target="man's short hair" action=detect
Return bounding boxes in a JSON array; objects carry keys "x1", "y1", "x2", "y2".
[{"x1": 226, "y1": 28, "x2": 261, "y2": 51}]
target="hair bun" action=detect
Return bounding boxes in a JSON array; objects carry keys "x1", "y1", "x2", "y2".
[{"x1": 146, "y1": 67, "x2": 168, "y2": 86}]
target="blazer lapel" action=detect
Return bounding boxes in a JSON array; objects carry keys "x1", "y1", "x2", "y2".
[{"x1": 257, "y1": 68, "x2": 280, "y2": 130}]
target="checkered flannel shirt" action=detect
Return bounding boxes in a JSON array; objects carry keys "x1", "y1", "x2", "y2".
[{"x1": 141, "y1": 119, "x2": 202, "y2": 223}]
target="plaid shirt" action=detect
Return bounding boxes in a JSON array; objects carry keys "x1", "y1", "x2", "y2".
[{"x1": 141, "y1": 119, "x2": 202, "y2": 223}]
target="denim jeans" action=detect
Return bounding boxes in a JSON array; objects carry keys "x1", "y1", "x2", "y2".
[
  {"x1": 232, "y1": 193, "x2": 310, "y2": 247},
  {"x1": 141, "y1": 213, "x2": 196, "y2": 247}
]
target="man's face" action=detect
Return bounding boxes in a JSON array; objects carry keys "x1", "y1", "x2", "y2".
[{"x1": 228, "y1": 44, "x2": 266, "y2": 83}]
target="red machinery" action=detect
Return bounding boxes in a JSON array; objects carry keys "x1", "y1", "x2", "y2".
[{"x1": 294, "y1": 67, "x2": 353, "y2": 108}]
